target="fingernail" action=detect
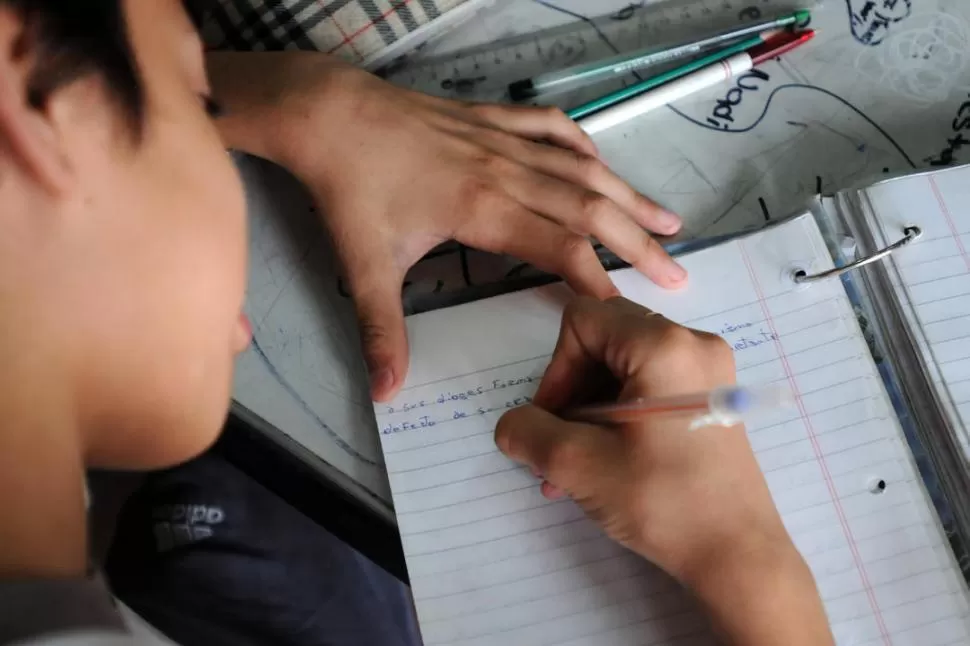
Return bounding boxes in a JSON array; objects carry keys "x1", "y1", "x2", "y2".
[
  {"x1": 233, "y1": 313, "x2": 253, "y2": 354},
  {"x1": 369, "y1": 367, "x2": 394, "y2": 399},
  {"x1": 239, "y1": 313, "x2": 252, "y2": 338},
  {"x1": 668, "y1": 261, "x2": 688, "y2": 285},
  {"x1": 657, "y1": 209, "x2": 682, "y2": 234}
]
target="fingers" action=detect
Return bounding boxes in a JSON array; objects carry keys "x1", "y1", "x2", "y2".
[
  {"x1": 533, "y1": 296, "x2": 675, "y2": 411},
  {"x1": 443, "y1": 103, "x2": 688, "y2": 291},
  {"x1": 468, "y1": 104, "x2": 600, "y2": 158},
  {"x1": 342, "y1": 257, "x2": 409, "y2": 402},
  {"x1": 541, "y1": 480, "x2": 567, "y2": 500},
  {"x1": 504, "y1": 169, "x2": 687, "y2": 289},
  {"x1": 466, "y1": 124, "x2": 681, "y2": 237},
  {"x1": 455, "y1": 200, "x2": 619, "y2": 300},
  {"x1": 513, "y1": 140, "x2": 682, "y2": 237},
  {"x1": 496, "y1": 404, "x2": 618, "y2": 493},
  {"x1": 462, "y1": 127, "x2": 686, "y2": 288}
]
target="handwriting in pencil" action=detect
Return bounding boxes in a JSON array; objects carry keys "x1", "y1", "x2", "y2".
[{"x1": 925, "y1": 93, "x2": 970, "y2": 167}]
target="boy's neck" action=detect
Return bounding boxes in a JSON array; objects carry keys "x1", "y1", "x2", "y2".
[{"x1": 0, "y1": 369, "x2": 88, "y2": 577}]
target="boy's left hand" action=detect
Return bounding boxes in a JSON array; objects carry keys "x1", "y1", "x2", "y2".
[{"x1": 209, "y1": 52, "x2": 686, "y2": 401}]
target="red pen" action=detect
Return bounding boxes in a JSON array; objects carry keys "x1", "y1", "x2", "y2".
[
  {"x1": 748, "y1": 29, "x2": 817, "y2": 66},
  {"x1": 579, "y1": 29, "x2": 816, "y2": 135}
]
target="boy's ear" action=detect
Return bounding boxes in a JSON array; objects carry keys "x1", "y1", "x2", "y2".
[{"x1": 0, "y1": 5, "x2": 72, "y2": 195}]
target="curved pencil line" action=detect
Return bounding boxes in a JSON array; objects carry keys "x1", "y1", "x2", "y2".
[
  {"x1": 525, "y1": 3, "x2": 914, "y2": 168},
  {"x1": 666, "y1": 83, "x2": 917, "y2": 168},
  {"x1": 250, "y1": 336, "x2": 379, "y2": 466},
  {"x1": 531, "y1": 0, "x2": 622, "y2": 55}
]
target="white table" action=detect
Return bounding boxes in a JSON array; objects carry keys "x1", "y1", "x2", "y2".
[{"x1": 232, "y1": 0, "x2": 970, "y2": 518}]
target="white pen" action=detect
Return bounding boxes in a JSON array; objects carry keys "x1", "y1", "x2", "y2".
[
  {"x1": 578, "y1": 30, "x2": 815, "y2": 136},
  {"x1": 508, "y1": 10, "x2": 811, "y2": 101}
]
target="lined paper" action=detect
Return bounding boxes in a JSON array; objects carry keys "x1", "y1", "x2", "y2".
[
  {"x1": 864, "y1": 165, "x2": 970, "y2": 460},
  {"x1": 376, "y1": 214, "x2": 970, "y2": 646}
]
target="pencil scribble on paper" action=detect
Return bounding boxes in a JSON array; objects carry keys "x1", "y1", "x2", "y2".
[
  {"x1": 251, "y1": 335, "x2": 379, "y2": 466},
  {"x1": 852, "y1": 11, "x2": 970, "y2": 105},
  {"x1": 925, "y1": 94, "x2": 970, "y2": 166}
]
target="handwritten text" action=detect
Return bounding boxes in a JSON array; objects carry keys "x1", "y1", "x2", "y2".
[
  {"x1": 385, "y1": 375, "x2": 539, "y2": 415},
  {"x1": 926, "y1": 94, "x2": 970, "y2": 167},
  {"x1": 731, "y1": 330, "x2": 780, "y2": 351},
  {"x1": 720, "y1": 321, "x2": 754, "y2": 335},
  {"x1": 381, "y1": 396, "x2": 533, "y2": 435},
  {"x1": 381, "y1": 415, "x2": 436, "y2": 435},
  {"x1": 846, "y1": 0, "x2": 912, "y2": 46},
  {"x1": 705, "y1": 69, "x2": 771, "y2": 130}
]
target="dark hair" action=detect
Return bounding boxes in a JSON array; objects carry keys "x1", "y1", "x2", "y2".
[{"x1": 3, "y1": 0, "x2": 144, "y2": 130}]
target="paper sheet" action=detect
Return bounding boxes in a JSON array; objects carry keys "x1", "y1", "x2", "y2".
[
  {"x1": 375, "y1": 214, "x2": 970, "y2": 645},
  {"x1": 234, "y1": 0, "x2": 970, "y2": 511},
  {"x1": 864, "y1": 165, "x2": 970, "y2": 461}
]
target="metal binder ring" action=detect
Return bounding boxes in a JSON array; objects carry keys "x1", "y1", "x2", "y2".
[{"x1": 792, "y1": 226, "x2": 922, "y2": 284}]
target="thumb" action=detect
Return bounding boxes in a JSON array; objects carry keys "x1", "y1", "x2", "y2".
[
  {"x1": 346, "y1": 265, "x2": 409, "y2": 402},
  {"x1": 495, "y1": 404, "x2": 617, "y2": 494}
]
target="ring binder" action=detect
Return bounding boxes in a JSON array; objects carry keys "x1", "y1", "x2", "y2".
[{"x1": 792, "y1": 225, "x2": 922, "y2": 284}]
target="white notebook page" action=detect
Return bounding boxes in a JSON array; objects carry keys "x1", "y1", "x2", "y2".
[
  {"x1": 375, "y1": 214, "x2": 970, "y2": 646},
  {"x1": 863, "y1": 165, "x2": 970, "y2": 460}
]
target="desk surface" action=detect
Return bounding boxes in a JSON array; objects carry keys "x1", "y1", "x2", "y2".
[{"x1": 232, "y1": 0, "x2": 970, "y2": 516}]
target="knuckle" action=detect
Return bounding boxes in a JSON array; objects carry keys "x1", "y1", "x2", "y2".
[
  {"x1": 358, "y1": 320, "x2": 389, "y2": 346},
  {"x1": 648, "y1": 323, "x2": 700, "y2": 362},
  {"x1": 476, "y1": 150, "x2": 520, "y2": 182},
  {"x1": 627, "y1": 483, "x2": 655, "y2": 518},
  {"x1": 642, "y1": 232, "x2": 662, "y2": 251},
  {"x1": 494, "y1": 413, "x2": 516, "y2": 455},
  {"x1": 475, "y1": 150, "x2": 504, "y2": 172},
  {"x1": 604, "y1": 295, "x2": 629, "y2": 309},
  {"x1": 538, "y1": 105, "x2": 575, "y2": 130},
  {"x1": 542, "y1": 105, "x2": 569, "y2": 121},
  {"x1": 548, "y1": 106, "x2": 585, "y2": 136},
  {"x1": 658, "y1": 322, "x2": 697, "y2": 347},
  {"x1": 635, "y1": 192, "x2": 662, "y2": 214},
  {"x1": 458, "y1": 173, "x2": 499, "y2": 209},
  {"x1": 562, "y1": 294, "x2": 593, "y2": 325},
  {"x1": 561, "y1": 234, "x2": 595, "y2": 267},
  {"x1": 468, "y1": 102, "x2": 496, "y2": 118},
  {"x1": 547, "y1": 436, "x2": 585, "y2": 476},
  {"x1": 572, "y1": 152, "x2": 607, "y2": 184},
  {"x1": 634, "y1": 233, "x2": 662, "y2": 260},
  {"x1": 702, "y1": 333, "x2": 737, "y2": 368},
  {"x1": 578, "y1": 192, "x2": 612, "y2": 231},
  {"x1": 649, "y1": 325, "x2": 736, "y2": 376}
]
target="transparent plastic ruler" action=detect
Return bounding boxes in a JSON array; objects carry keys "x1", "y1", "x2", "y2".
[{"x1": 384, "y1": 0, "x2": 816, "y2": 110}]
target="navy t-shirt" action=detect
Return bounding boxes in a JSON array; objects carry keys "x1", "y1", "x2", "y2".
[{"x1": 104, "y1": 454, "x2": 421, "y2": 646}]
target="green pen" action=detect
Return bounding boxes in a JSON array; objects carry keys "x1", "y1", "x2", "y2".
[
  {"x1": 510, "y1": 9, "x2": 811, "y2": 102},
  {"x1": 567, "y1": 33, "x2": 769, "y2": 120}
]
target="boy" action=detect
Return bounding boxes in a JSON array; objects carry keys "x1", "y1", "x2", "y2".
[{"x1": 0, "y1": 1, "x2": 832, "y2": 644}]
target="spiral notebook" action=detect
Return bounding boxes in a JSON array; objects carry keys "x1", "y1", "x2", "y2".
[{"x1": 373, "y1": 164, "x2": 970, "y2": 645}]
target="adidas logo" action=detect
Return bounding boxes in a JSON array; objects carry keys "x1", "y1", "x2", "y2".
[{"x1": 151, "y1": 504, "x2": 226, "y2": 552}]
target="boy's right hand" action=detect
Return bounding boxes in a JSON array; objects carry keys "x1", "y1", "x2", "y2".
[
  {"x1": 496, "y1": 297, "x2": 833, "y2": 645},
  {"x1": 495, "y1": 295, "x2": 786, "y2": 581}
]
